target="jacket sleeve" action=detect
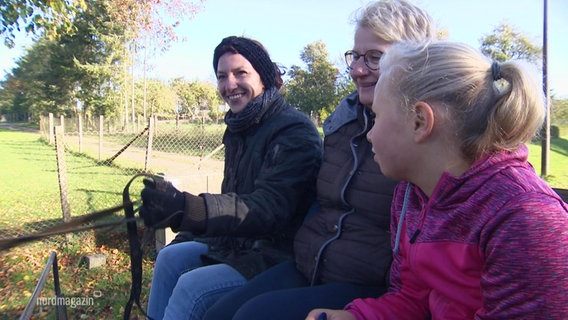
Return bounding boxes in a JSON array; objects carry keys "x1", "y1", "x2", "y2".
[
  {"x1": 184, "y1": 120, "x2": 322, "y2": 237},
  {"x1": 477, "y1": 192, "x2": 568, "y2": 319}
]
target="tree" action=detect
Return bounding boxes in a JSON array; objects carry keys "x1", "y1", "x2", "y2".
[
  {"x1": 286, "y1": 41, "x2": 340, "y2": 123},
  {"x1": 1, "y1": 0, "x2": 204, "y2": 48},
  {"x1": 336, "y1": 67, "x2": 356, "y2": 102},
  {"x1": 0, "y1": 0, "x2": 86, "y2": 48},
  {"x1": 0, "y1": 0, "x2": 205, "y2": 123},
  {"x1": 101, "y1": 0, "x2": 204, "y2": 126},
  {"x1": 0, "y1": 68, "x2": 29, "y2": 120},
  {"x1": 135, "y1": 79, "x2": 177, "y2": 116},
  {"x1": 480, "y1": 22, "x2": 542, "y2": 63},
  {"x1": 3, "y1": 39, "x2": 58, "y2": 119},
  {"x1": 551, "y1": 98, "x2": 568, "y2": 125},
  {"x1": 0, "y1": 1, "x2": 127, "y2": 121},
  {"x1": 171, "y1": 78, "x2": 222, "y2": 122}
]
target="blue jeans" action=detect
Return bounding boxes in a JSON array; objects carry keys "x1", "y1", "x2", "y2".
[
  {"x1": 203, "y1": 260, "x2": 386, "y2": 320},
  {"x1": 147, "y1": 241, "x2": 247, "y2": 320}
]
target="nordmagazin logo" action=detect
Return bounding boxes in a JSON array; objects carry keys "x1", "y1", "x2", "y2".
[{"x1": 36, "y1": 290, "x2": 101, "y2": 308}]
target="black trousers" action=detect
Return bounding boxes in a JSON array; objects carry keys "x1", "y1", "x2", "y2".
[{"x1": 203, "y1": 260, "x2": 386, "y2": 320}]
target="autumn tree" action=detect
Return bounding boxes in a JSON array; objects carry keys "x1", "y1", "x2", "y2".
[
  {"x1": 1, "y1": 0, "x2": 204, "y2": 48},
  {"x1": 0, "y1": 1, "x2": 128, "y2": 121},
  {"x1": 480, "y1": 22, "x2": 542, "y2": 63},
  {"x1": 0, "y1": 0, "x2": 86, "y2": 47},
  {"x1": 96, "y1": 0, "x2": 204, "y2": 127},
  {"x1": 0, "y1": 0, "x2": 205, "y2": 123}
]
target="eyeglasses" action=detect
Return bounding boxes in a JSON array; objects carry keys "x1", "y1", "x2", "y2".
[{"x1": 344, "y1": 50, "x2": 384, "y2": 71}]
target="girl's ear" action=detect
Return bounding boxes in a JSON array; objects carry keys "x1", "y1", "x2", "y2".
[{"x1": 412, "y1": 101, "x2": 434, "y2": 143}]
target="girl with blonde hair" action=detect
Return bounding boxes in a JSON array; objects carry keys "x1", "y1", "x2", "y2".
[{"x1": 307, "y1": 41, "x2": 568, "y2": 320}]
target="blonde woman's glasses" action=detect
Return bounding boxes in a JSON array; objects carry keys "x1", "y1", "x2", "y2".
[{"x1": 344, "y1": 50, "x2": 383, "y2": 71}]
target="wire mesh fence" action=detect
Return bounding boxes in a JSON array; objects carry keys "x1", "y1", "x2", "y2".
[
  {"x1": 2, "y1": 113, "x2": 229, "y2": 243},
  {"x1": 0, "y1": 114, "x2": 229, "y2": 318},
  {"x1": 42, "y1": 112, "x2": 227, "y2": 191},
  {"x1": 30, "y1": 113, "x2": 228, "y2": 237}
]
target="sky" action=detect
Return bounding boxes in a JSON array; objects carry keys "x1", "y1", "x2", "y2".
[{"x1": 1, "y1": 0, "x2": 567, "y2": 98}]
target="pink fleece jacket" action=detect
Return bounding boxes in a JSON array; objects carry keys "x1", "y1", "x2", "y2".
[{"x1": 346, "y1": 145, "x2": 568, "y2": 319}]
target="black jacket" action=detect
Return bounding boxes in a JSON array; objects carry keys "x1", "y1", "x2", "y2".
[
  {"x1": 176, "y1": 91, "x2": 322, "y2": 279},
  {"x1": 294, "y1": 91, "x2": 397, "y2": 287}
]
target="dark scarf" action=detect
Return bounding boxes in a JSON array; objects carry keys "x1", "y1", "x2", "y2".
[{"x1": 224, "y1": 87, "x2": 281, "y2": 133}]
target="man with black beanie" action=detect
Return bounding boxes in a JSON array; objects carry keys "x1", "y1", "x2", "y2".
[{"x1": 140, "y1": 36, "x2": 323, "y2": 320}]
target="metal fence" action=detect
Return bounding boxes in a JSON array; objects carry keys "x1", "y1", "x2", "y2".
[
  {"x1": 40, "y1": 113, "x2": 226, "y2": 194},
  {"x1": 32, "y1": 113, "x2": 227, "y2": 237},
  {"x1": 0, "y1": 114, "x2": 229, "y2": 318},
  {"x1": 0, "y1": 113, "x2": 228, "y2": 253}
]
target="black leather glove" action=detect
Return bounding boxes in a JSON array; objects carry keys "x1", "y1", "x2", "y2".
[{"x1": 139, "y1": 178, "x2": 184, "y2": 229}]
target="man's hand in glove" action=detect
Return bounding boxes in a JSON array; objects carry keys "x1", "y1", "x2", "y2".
[{"x1": 139, "y1": 179, "x2": 184, "y2": 229}]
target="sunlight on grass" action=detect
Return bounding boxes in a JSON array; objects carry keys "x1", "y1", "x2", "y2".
[
  {"x1": 527, "y1": 136, "x2": 568, "y2": 189},
  {"x1": 0, "y1": 128, "x2": 152, "y2": 319}
]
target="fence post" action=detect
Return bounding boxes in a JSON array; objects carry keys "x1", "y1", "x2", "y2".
[
  {"x1": 78, "y1": 114, "x2": 83, "y2": 153},
  {"x1": 98, "y1": 115, "x2": 104, "y2": 161},
  {"x1": 59, "y1": 115, "x2": 65, "y2": 135},
  {"x1": 48, "y1": 113, "x2": 54, "y2": 145},
  {"x1": 145, "y1": 117, "x2": 154, "y2": 171},
  {"x1": 54, "y1": 126, "x2": 71, "y2": 227}
]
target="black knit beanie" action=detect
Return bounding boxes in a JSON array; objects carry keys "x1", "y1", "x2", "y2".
[{"x1": 213, "y1": 36, "x2": 276, "y2": 89}]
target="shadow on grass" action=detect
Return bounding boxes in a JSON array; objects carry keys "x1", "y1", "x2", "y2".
[
  {"x1": 550, "y1": 137, "x2": 568, "y2": 157},
  {"x1": 532, "y1": 136, "x2": 568, "y2": 157}
]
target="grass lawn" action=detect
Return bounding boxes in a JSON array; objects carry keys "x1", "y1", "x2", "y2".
[
  {"x1": 527, "y1": 135, "x2": 568, "y2": 189},
  {"x1": 0, "y1": 127, "x2": 153, "y2": 319}
]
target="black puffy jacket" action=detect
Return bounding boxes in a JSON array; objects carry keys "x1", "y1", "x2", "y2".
[
  {"x1": 178, "y1": 91, "x2": 322, "y2": 279},
  {"x1": 294, "y1": 92, "x2": 397, "y2": 287}
]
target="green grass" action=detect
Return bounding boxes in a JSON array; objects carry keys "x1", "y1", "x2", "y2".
[
  {"x1": 527, "y1": 136, "x2": 568, "y2": 189},
  {"x1": 0, "y1": 129, "x2": 144, "y2": 227},
  {"x1": 0, "y1": 127, "x2": 153, "y2": 319}
]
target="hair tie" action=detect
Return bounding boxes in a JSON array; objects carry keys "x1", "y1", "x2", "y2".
[{"x1": 491, "y1": 61, "x2": 501, "y2": 81}]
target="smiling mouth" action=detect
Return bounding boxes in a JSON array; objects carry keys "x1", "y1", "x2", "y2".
[{"x1": 227, "y1": 93, "x2": 244, "y2": 100}]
